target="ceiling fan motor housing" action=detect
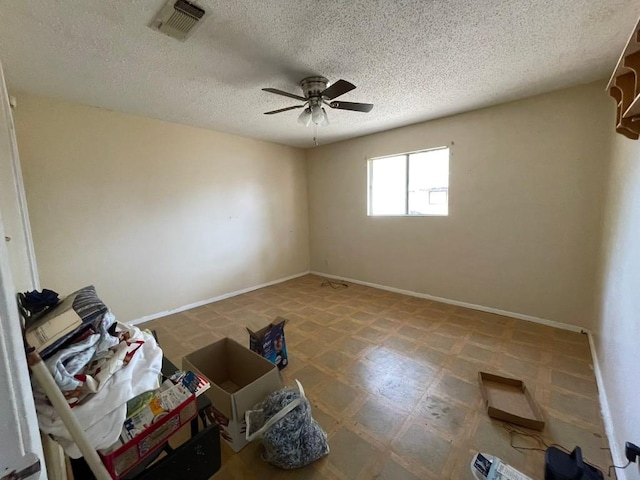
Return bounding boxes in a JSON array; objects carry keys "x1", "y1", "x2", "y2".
[{"x1": 300, "y1": 76, "x2": 329, "y2": 103}]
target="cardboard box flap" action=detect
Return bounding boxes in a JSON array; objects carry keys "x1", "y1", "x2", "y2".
[
  {"x1": 227, "y1": 338, "x2": 276, "y2": 388},
  {"x1": 246, "y1": 317, "x2": 288, "y2": 337},
  {"x1": 246, "y1": 324, "x2": 271, "y2": 338},
  {"x1": 232, "y1": 368, "x2": 282, "y2": 419},
  {"x1": 272, "y1": 316, "x2": 288, "y2": 326},
  {"x1": 182, "y1": 338, "x2": 230, "y2": 385},
  {"x1": 183, "y1": 339, "x2": 232, "y2": 420},
  {"x1": 206, "y1": 384, "x2": 233, "y2": 420}
]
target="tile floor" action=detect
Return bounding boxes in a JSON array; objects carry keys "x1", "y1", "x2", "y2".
[{"x1": 144, "y1": 274, "x2": 613, "y2": 479}]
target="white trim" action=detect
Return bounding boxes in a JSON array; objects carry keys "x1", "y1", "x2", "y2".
[
  {"x1": 0, "y1": 70, "x2": 40, "y2": 289},
  {"x1": 586, "y1": 331, "x2": 627, "y2": 478},
  {"x1": 129, "y1": 271, "x2": 310, "y2": 326},
  {"x1": 309, "y1": 270, "x2": 584, "y2": 333},
  {"x1": 367, "y1": 144, "x2": 449, "y2": 161}
]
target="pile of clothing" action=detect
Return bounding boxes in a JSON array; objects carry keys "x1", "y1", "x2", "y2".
[{"x1": 24, "y1": 286, "x2": 163, "y2": 458}]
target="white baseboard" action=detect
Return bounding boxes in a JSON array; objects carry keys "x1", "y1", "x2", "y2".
[
  {"x1": 586, "y1": 331, "x2": 627, "y2": 478},
  {"x1": 310, "y1": 271, "x2": 584, "y2": 333},
  {"x1": 128, "y1": 271, "x2": 310, "y2": 326}
]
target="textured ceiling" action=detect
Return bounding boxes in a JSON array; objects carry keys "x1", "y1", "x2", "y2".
[{"x1": 0, "y1": 0, "x2": 637, "y2": 148}]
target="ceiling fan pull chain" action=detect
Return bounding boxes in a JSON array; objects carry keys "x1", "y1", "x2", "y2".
[{"x1": 314, "y1": 123, "x2": 318, "y2": 146}]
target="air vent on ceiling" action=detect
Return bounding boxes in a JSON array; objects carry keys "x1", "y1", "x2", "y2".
[{"x1": 150, "y1": 0, "x2": 206, "y2": 41}]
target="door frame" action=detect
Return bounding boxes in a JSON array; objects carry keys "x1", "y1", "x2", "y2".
[
  {"x1": 0, "y1": 60, "x2": 47, "y2": 479},
  {"x1": 4, "y1": 87, "x2": 39, "y2": 289},
  {"x1": 0, "y1": 213, "x2": 46, "y2": 478}
]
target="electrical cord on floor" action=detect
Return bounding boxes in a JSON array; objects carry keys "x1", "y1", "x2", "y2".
[
  {"x1": 320, "y1": 280, "x2": 348, "y2": 289},
  {"x1": 502, "y1": 424, "x2": 566, "y2": 454},
  {"x1": 608, "y1": 460, "x2": 630, "y2": 478},
  {"x1": 501, "y1": 424, "x2": 626, "y2": 477}
]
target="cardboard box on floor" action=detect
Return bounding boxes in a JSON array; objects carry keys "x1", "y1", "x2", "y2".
[
  {"x1": 247, "y1": 317, "x2": 289, "y2": 370},
  {"x1": 183, "y1": 337, "x2": 283, "y2": 452},
  {"x1": 478, "y1": 372, "x2": 545, "y2": 431}
]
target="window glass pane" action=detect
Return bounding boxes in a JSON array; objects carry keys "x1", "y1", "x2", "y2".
[
  {"x1": 408, "y1": 148, "x2": 449, "y2": 215},
  {"x1": 370, "y1": 156, "x2": 406, "y2": 215}
]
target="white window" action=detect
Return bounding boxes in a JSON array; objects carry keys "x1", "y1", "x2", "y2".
[{"x1": 368, "y1": 146, "x2": 450, "y2": 216}]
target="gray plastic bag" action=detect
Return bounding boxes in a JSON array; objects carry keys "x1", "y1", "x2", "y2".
[{"x1": 245, "y1": 380, "x2": 329, "y2": 469}]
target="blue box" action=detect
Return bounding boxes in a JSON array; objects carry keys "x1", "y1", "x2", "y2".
[{"x1": 247, "y1": 318, "x2": 288, "y2": 370}]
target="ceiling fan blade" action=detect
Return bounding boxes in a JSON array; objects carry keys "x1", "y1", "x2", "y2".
[
  {"x1": 262, "y1": 88, "x2": 307, "y2": 101},
  {"x1": 320, "y1": 79, "x2": 356, "y2": 100},
  {"x1": 264, "y1": 105, "x2": 305, "y2": 115},
  {"x1": 329, "y1": 101, "x2": 374, "y2": 112}
]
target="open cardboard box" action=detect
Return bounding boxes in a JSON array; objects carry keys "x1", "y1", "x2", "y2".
[
  {"x1": 183, "y1": 337, "x2": 283, "y2": 452},
  {"x1": 478, "y1": 372, "x2": 545, "y2": 431}
]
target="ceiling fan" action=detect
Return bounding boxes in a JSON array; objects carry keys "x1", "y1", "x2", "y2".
[{"x1": 262, "y1": 76, "x2": 373, "y2": 127}]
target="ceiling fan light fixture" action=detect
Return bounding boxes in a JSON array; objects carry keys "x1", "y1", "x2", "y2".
[
  {"x1": 321, "y1": 108, "x2": 329, "y2": 126},
  {"x1": 311, "y1": 105, "x2": 329, "y2": 126},
  {"x1": 297, "y1": 108, "x2": 312, "y2": 126}
]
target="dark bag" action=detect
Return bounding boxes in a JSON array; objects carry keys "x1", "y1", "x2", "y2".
[{"x1": 544, "y1": 446, "x2": 604, "y2": 480}]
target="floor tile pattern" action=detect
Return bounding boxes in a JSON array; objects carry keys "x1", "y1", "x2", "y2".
[{"x1": 143, "y1": 275, "x2": 612, "y2": 479}]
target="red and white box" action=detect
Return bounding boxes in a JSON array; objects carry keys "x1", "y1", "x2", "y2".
[{"x1": 99, "y1": 393, "x2": 197, "y2": 479}]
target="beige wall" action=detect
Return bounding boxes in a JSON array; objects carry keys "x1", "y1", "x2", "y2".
[
  {"x1": 13, "y1": 94, "x2": 309, "y2": 322},
  {"x1": 307, "y1": 82, "x2": 611, "y2": 329},
  {"x1": 595, "y1": 130, "x2": 640, "y2": 479}
]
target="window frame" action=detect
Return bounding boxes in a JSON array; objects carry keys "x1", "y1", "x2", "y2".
[{"x1": 367, "y1": 145, "x2": 450, "y2": 217}]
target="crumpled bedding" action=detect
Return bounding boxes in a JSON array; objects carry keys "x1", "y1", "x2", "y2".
[
  {"x1": 34, "y1": 324, "x2": 162, "y2": 457},
  {"x1": 34, "y1": 311, "x2": 120, "y2": 407}
]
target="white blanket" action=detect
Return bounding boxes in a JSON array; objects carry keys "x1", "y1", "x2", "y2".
[{"x1": 35, "y1": 326, "x2": 162, "y2": 457}]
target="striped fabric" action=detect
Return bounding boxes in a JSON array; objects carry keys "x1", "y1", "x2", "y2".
[
  {"x1": 39, "y1": 286, "x2": 110, "y2": 359},
  {"x1": 71, "y1": 286, "x2": 108, "y2": 323}
]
